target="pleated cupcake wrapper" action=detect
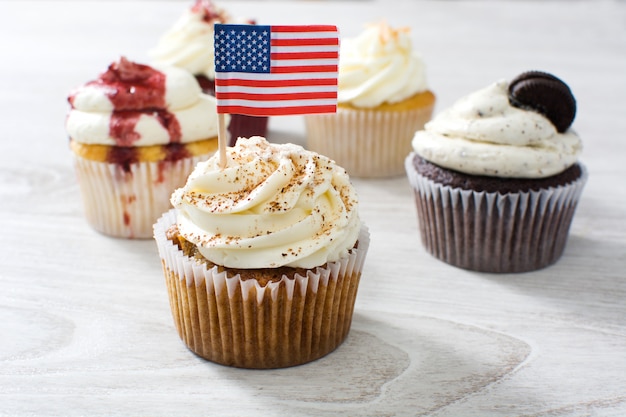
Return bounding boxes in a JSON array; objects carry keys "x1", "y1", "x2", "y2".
[
  {"x1": 405, "y1": 153, "x2": 588, "y2": 273},
  {"x1": 153, "y1": 209, "x2": 370, "y2": 369},
  {"x1": 73, "y1": 154, "x2": 209, "y2": 239},
  {"x1": 304, "y1": 105, "x2": 434, "y2": 178}
]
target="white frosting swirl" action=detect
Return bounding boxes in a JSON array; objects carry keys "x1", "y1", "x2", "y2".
[
  {"x1": 66, "y1": 65, "x2": 220, "y2": 146},
  {"x1": 412, "y1": 80, "x2": 582, "y2": 178},
  {"x1": 171, "y1": 137, "x2": 361, "y2": 269},
  {"x1": 150, "y1": 6, "x2": 230, "y2": 79},
  {"x1": 338, "y1": 22, "x2": 429, "y2": 108}
]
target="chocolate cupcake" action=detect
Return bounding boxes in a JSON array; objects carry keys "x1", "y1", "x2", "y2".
[
  {"x1": 150, "y1": 0, "x2": 268, "y2": 145},
  {"x1": 405, "y1": 72, "x2": 587, "y2": 273}
]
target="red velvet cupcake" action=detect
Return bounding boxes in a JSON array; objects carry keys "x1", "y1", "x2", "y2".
[{"x1": 150, "y1": 0, "x2": 268, "y2": 145}]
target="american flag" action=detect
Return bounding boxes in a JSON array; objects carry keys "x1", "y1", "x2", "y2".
[{"x1": 214, "y1": 23, "x2": 339, "y2": 116}]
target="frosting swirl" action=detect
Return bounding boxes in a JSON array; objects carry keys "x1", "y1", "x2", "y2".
[
  {"x1": 66, "y1": 57, "x2": 219, "y2": 146},
  {"x1": 171, "y1": 137, "x2": 361, "y2": 269},
  {"x1": 412, "y1": 80, "x2": 582, "y2": 178},
  {"x1": 338, "y1": 22, "x2": 429, "y2": 108},
  {"x1": 149, "y1": 0, "x2": 232, "y2": 80}
]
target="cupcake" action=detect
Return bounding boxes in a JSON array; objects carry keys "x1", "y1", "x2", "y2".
[
  {"x1": 305, "y1": 22, "x2": 435, "y2": 178},
  {"x1": 153, "y1": 137, "x2": 369, "y2": 368},
  {"x1": 66, "y1": 57, "x2": 220, "y2": 238},
  {"x1": 150, "y1": 0, "x2": 268, "y2": 145},
  {"x1": 405, "y1": 71, "x2": 587, "y2": 273}
]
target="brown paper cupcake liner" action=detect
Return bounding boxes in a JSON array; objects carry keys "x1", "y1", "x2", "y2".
[
  {"x1": 153, "y1": 209, "x2": 370, "y2": 368},
  {"x1": 405, "y1": 153, "x2": 588, "y2": 273},
  {"x1": 304, "y1": 105, "x2": 434, "y2": 178},
  {"x1": 73, "y1": 154, "x2": 209, "y2": 239}
]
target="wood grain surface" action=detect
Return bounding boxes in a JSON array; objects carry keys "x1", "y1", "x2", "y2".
[{"x1": 1, "y1": 1, "x2": 625, "y2": 416}]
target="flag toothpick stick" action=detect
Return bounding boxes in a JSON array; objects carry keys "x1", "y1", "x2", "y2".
[{"x1": 218, "y1": 113, "x2": 227, "y2": 169}]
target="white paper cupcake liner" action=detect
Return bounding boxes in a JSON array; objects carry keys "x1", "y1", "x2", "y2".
[
  {"x1": 153, "y1": 209, "x2": 370, "y2": 368},
  {"x1": 73, "y1": 153, "x2": 210, "y2": 239},
  {"x1": 405, "y1": 153, "x2": 588, "y2": 273},
  {"x1": 305, "y1": 104, "x2": 433, "y2": 178}
]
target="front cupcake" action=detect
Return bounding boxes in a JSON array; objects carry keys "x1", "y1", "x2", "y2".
[
  {"x1": 150, "y1": 0, "x2": 268, "y2": 144},
  {"x1": 66, "y1": 57, "x2": 220, "y2": 238},
  {"x1": 305, "y1": 22, "x2": 435, "y2": 178},
  {"x1": 405, "y1": 71, "x2": 587, "y2": 273},
  {"x1": 153, "y1": 136, "x2": 369, "y2": 368}
]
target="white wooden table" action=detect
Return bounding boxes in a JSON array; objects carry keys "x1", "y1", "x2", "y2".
[{"x1": 1, "y1": 1, "x2": 625, "y2": 416}]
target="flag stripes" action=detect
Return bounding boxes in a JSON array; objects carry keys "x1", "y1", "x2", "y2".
[{"x1": 214, "y1": 24, "x2": 339, "y2": 116}]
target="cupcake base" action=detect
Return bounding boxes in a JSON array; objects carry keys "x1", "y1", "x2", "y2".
[
  {"x1": 154, "y1": 210, "x2": 370, "y2": 368},
  {"x1": 73, "y1": 153, "x2": 211, "y2": 239},
  {"x1": 304, "y1": 92, "x2": 434, "y2": 178},
  {"x1": 405, "y1": 153, "x2": 588, "y2": 273}
]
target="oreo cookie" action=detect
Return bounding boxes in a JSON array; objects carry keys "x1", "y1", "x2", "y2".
[{"x1": 508, "y1": 71, "x2": 576, "y2": 133}]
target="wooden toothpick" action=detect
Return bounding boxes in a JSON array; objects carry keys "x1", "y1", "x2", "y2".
[{"x1": 217, "y1": 113, "x2": 228, "y2": 169}]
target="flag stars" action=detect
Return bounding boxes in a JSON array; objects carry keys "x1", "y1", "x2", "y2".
[{"x1": 215, "y1": 24, "x2": 271, "y2": 73}]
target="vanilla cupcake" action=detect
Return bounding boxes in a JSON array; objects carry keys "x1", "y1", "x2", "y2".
[
  {"x1": 66, "y1": 57, "x2": 220, "y2": 238},
  {"x1": 405, "y1": 71, "x2": 587, "y2": 273},
  {"x1": 150, "y1": 0, "x2": 268, "y2": 144},
  {"x1": 305, "y1": 22, "x2": 435, "y2": 178},
  {"x1": 153, "y1": 137, "x2": 369, "y2": 368}
]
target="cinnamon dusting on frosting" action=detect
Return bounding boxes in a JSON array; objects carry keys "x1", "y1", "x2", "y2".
[{"x1": 171, "y1": 137, "x2": 361, "y2": 269}]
